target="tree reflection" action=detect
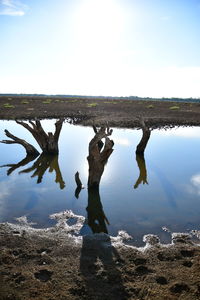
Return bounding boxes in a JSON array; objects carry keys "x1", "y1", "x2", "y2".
[
  {"x1": 134, "y1": 118, "x2": 150, "y2": 188},
  {"x1": 134, "y1": 154, "x2": 148, "y2": 189},
  {"x1": 19, "y1": 153, "x2": 65, "y2": 189},
  {"x1": 0, "y1": 154, "x2": 38, "y2": 176},
  {"x1": 0, "y1": 119, "x2": 65, "y2": 189},
  {"x1": 87, "y1": 186, "x2": 109, "y2": 234}
]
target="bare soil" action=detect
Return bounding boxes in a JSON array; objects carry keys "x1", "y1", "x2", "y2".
[
  {"x1": 0, "y1": 95, "x2": 200, "y2": 128},
  {"x1": 1, "y1": 224, "x2": 200, "y2": 300}
]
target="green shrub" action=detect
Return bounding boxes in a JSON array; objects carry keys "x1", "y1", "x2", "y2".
[
  {"x1": 169, "y1": 106, "x2": 180, "y2": 110},
  {"x1": 146, "y1": 104, "x2": 154, "y2": 108},
  {"x1": 104, "y1": 101, "x2": 117, "y2": 104},
  {"x1": 87, "y1": 103, "x2": 98, "y2": 107},
  {"x1": 43, "y1": 99, "x2": 52, "y2": 104},
  {"x1": 4, "y1": 103, "x2": 15, "y2": 108}
]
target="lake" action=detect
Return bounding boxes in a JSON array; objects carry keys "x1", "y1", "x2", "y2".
[{"x1": 0, "y1": 119, "x2": 200, "y2": 246}]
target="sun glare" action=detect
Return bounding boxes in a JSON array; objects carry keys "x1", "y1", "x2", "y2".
[
  {"x1": 62, "y1": 0, "x2": 127, "y2": 96},
  {"x1": 73, "y1": 0, "x2": 124, "y2": 46}
]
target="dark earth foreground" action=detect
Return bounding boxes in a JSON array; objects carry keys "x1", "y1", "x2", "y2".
[
  {"x1": 1, "y1": 223, "x2": 200, "y2": 300},
  {"x1": 0, "y1": 95, "x2": 200, "y2": 128},
  {"x1": 1, "y1": 95, "x2": 200, "y2": 300}
]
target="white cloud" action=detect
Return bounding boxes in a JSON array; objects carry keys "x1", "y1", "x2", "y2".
[
  {"x1": 0, "y1": 180, "x2": 10, "y2": 201},
  {"x1": 191, "y1": 174, "x2": 200, "y2": 186},
  {"x1": 189, "y1": 173, "x2": 200, "y2": 195},
  {"x1": 0, "y1": 0, "x2": 27, "y2": 16}
]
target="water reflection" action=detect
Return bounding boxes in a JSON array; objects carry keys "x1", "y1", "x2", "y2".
[
  {"x1": 74, "y1": 171, "x2": 84, "y2": 199},
  {"x1": 134, "y1": 154, "x2": 148, "y2": 189},
  {"x1": 152, "y1": 163, "x2": 177, "y2": 208},
  {"x1": 0, "y1": 154, "x2": 38, "y2": 176},
  {"x1": 19, "y1": 153, "x2": 65, "y2": 189},
  {"x1": 134, "y1": 119, "x2": 150, "y2": 189},
  {"x1": 1, "y1": 120, "x2": 200, "y2": 242},
  {"x1": 0, "y1": 119, "x2": 65, "y2": 189},
  {"x1": 87, "y1": 187, "x2": 109, "y2": 234}
]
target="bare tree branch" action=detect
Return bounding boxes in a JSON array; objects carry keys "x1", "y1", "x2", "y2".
[{"x1": 0, "y1": 129, "x2": 39, "y2": 156}]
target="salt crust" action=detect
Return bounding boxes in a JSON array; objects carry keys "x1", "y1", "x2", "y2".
[{"x1": 1, "y1": 210, "x2": 200, "y2": 251}]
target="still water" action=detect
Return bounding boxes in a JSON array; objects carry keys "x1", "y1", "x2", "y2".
[{"x1": 0, "y1": 120, "x2": 200, "y2": 245}]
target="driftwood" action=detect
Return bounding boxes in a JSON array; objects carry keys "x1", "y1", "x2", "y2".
[
  {"x1": 87, "y1": 186, "x2": 109, "y2": 234},
  {"x1": 136, "y1": 118, "x2": 151, "y2": 155},
  {"x1": 16, "y1": 119, "x2": 63, "y2": 154},
  {"x1": 0, "y1": 130, "x2": 39, "y2": 156},
  {"x1": 134, "y1": 154, "x2": 148, "y2": 189},
  {"x1": 0, "y1": 154, "x2": 38, "y2": 176},
  {"x1": 87, "y1": 127, "x2": 114, "y2": 188},
  {"x1": 75, "y1": 171, "x2": 84, "y2": 199},
  {"x1": 19, "y1": 153, "x2": 65, "y2": 189}
]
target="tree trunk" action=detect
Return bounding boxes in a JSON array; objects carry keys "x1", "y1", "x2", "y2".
[
  {"x1": 136, "y1": 118, "x2": 151, "y2": 155},
  {"x1": 0, "y1": 129, "x2": 39, "y2": 156},
  {"x1": 16, "y1": 119, "x2": 63, "y2": 154},
  {"x1": 87, "y1": 127, "x2": 114, "y2": 188}
]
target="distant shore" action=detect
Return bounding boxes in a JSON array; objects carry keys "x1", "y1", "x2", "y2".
[{"x1": 0, "y1": 95, "x2": 200, "y2": 128}]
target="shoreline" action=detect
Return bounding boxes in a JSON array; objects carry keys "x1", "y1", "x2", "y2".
[
  {"x1": 1, "y1": 211, "x2": 200, "y2": 300},
  {"x1": 0, "y1": 96, "x2": 200, "y2": 128}
]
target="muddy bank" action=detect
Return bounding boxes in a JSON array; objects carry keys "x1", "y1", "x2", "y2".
[
  {"x1": 0, "y1": 95, "x2": 200, "y2": 128},
  {"x1": 1, "y1": 211, "x2": 200, "y2": 300}
]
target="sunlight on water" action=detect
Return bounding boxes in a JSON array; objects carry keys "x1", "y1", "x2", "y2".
[{"x1": 0, "y1": 120, "x2": 200, "y2": 245}]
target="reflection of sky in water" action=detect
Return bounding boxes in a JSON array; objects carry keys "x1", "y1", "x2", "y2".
[{"x1": 0, "y1": 121, "x2": 200, "y2": 245}]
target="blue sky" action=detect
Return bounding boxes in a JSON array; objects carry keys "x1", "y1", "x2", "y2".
[{"x1": 0, "y1": 0, "x2": 200, "y2": 97}]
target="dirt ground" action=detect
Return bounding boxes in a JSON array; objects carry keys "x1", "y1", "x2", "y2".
[
  {"x1": 0, "y1": 95, "x2": 200, "y2": 128},
  {"x1": 1, "y1": 95, "x2": 200, "y2": 300},
  {"x1": 1, "y1": 223, "x2": 200, "y2": 300}
]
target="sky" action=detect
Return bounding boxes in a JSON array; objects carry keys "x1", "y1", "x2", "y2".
[{"x1": 0, "y1": 0, "x2": 200, "y2": 98}]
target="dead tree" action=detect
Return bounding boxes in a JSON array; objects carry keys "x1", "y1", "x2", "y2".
[
  {"x1": 134, "y1": 154, "x2": 148, "y2": 189},
  {"x1": 136, "y1": 118, "x2": 151, "y2": 155},
  {"x1": 0, "y1": 129, "x2": 39, "y2": 156},
  {"x1": 16, "y1": 119, "x2": 63, "y2": 154},
  {"x1": 87, "y1": 127, "x2": 114, "y2": 188},
  {"x1": 19, "y1": 153, "x2": 65, "y2": 189}
]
